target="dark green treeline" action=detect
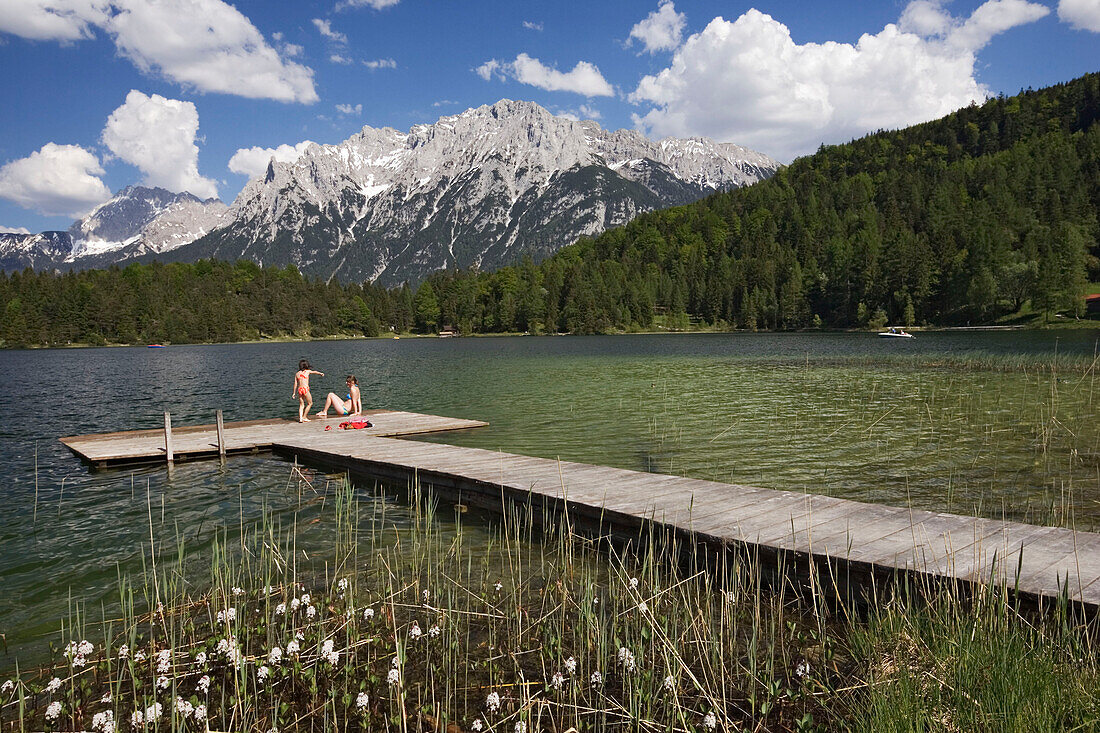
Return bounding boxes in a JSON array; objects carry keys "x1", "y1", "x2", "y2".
[
  {"x1": 0, "y1": 260, "x2": 412, "y2": 346},
  {"x1": 2, "y1": 74, "x2": 1098, "y2": 346}
]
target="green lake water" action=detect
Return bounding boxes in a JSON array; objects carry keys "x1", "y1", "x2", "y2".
[{"x1": 1, "y1": 330, "x2": 1098, "y2": 668}]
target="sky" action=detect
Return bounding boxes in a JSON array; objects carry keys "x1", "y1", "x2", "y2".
[{"x1": 0, "y1": 0, "x2": 1098, "y2": 234}]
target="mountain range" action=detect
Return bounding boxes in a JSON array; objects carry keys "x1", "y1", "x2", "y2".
[{"x1": 0, "y1": 100, "x2": 777, "y2": 285}]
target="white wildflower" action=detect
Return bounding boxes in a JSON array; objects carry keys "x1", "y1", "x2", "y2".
[
  {"x1": 629, "y1": 577, "x2": 639, "y2": 589},
  {"x1": 471, "y1": 720, "x2": 483, "y2": 732},
  {"x1": 363, "y1": 607, "x2": 375, "y2": 621},
  {"x1": 638, "y1": 600, "x2": 649, "y2": 613},
  {"x1": 217, "y1": 607, "x2": 237, "y2": 624},
  {"x1": 493, "y1": 582, "x2": 503, "y2": 592},
  {"x1": 485, "y1": 691, "x2": 501, "y2": 713},
  {"x1": 386, "y1": 668, "x2": 400, "y2": 686},
  {"x1": 175, "y1": 697, "x2": 193, "y2": 718},
  {"x1": 156, "y1": 675, "x2": 169, "y2": 690},
  {"x1": 232, "y1": 586, "x2": 244, "y2": 596},
  {"x1": 1, "y1": 680, "x2": 12, "y2": 695},
  {"x1": 550, "y1": 672, "x2": 564, "y2": 690},
  {"x1": 156, "y1": 649, "x2": 171, "y2": 673},
  {"x1": 428, "y1": 624, "x2": 441, "y2": 638},
  {"x1": 215, "y1": 638, "x2": 229, "y2": 654},
  {"x1": 71, "y1": 654, "x2": 87, "y2": 669},
  {"x1": 286, "y1": 640, "x2": 300, "y2": 657},
  {"x1": 92, "y1": 710, "x2": 114, "y2": 732},
  {"x1": 703, "y1": 711, "x2": 717, "y2": 730},
  {"x1": 130, "y1": 710, "x2": 143, "y2": 729},
  {"x1": 268, "y1": 646, "x2": 283, "y2": 665},
  {"x1": 195, "y1": 651, "x2": 207, "y2": 666},
  {"x1": 300, "y1": 593, "x2": 311, "y2": 605},
  {"x1": 355, "y1": 691, "x2": 369, "y2": 711},
  {"x1": 617, "y1": 647, "x2": 636, "y2": 673},
  {"x1": 321, "y1": 639, "x2": 339, "y2": 665},
  {"x1": 422, "y1": 589, "x2": 430, "y2": 603},
  {"x1": 513, "y1": 722, "x2": 526, "y2": 733},
  {"x1": 79, "y1": 640, "x2": 94, "y2": 656},
  {"x1": 408, "y1": 621, "x2": 422, "y2": 640},
  {"x1": 132, "y1": 650, "x2": 146, "y2": 663},
  {"x1": 564, "y1": 656, "x2": 577, "y2": 674},
  {"x1": 101, "y1": 691, "x2": 112, "y2": 703},
  {"x1": 263, "y1": 585, "x2": 273, "y2": 594},
  {"x1": 143, "y1": 702, "x2": 163, "y2": 723},
  {"x1": 590, "y1": 671, "x2": 603, "y2": 686},
  {"x1": 290, "y1": 598, "x2": 301, "y2": 612},
  {"x1": 306, "y1": 605, "x2": 317, "y2": 619},
  {"x1": 196, "y1": 675, "x2": 210, "y2": 694},
  {"x1": 45, "y1": 677, "x2": 62, "y2": 694},
  {"x1": 192, "y1": 704, "x2": 206, "y2": 721},
  {"x1": 275, "y1": 602, "x2": 287, "y2": 615},
  {"x1": 45, "y1": 700, "x2": 62, "y2": 721},
  {"x1": 391, "y1": 656, "x2": 400, "y2": 668},
  {"x1": 117, "y1": 645, "x2": 129, "y2": 660},
  {"x1": 257, "y1": 665, "x2": 270, "y2": 683},
  {"x1": 663, "y1": 675, "x2": 675, "y2": 691},
  {"x1": 592, "y1": 597, "x2": 600, "y2": 606},
  {"x1": 337, "y1": 578, "x2": 348, "y2": 592},
  {"x1": 795, "y1": 660, "x2": 811, "y2": 678}
]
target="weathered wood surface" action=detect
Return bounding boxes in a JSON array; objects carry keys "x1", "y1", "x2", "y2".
[
  {"x1": 59, "y1": 410, "x2": 488, "y2": 465},
  {"x1": 274, "y1": 432, "x2": 1100, "y2": 609}
]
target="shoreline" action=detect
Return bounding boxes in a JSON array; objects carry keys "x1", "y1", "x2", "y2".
[{"x1": 2, "y1": 319, "x2": 1098, "y2": 351}]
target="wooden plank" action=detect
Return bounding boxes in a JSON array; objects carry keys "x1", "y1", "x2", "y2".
[{"x1": 163, "y1": 412, "x2": 173, "y2": 463}]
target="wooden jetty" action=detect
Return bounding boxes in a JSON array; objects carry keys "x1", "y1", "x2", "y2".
[
  {"x1": 271, "y1": 431, "x2": 1100, "y2": 611},
  {"x1": 59, "y1": 411, "x2": 1100, "y2": 611},
  {"x1": 60, "y1": 410, "x2": 488, "y2": 467}
]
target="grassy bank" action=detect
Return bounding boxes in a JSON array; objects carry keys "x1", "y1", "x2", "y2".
[{"x1": 1, "y1": 468, "x2": 1098, "y2": 732}]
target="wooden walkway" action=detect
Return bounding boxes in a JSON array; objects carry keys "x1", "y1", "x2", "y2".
[
  {"x1": 59, "y1": 410, "x2": 488, "y2": 466},
  {"x1": 273, "y1": 432, "x2": 1100, "y2": 610}
]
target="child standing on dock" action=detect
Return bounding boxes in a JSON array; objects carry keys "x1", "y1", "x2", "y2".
[{"x1": 293, "y1": 359, "x2": 324, "y2": 422}]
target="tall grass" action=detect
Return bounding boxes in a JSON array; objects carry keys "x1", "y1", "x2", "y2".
[{"x1": 1, "y1": 467, "x2": 1098, "y2": 732}]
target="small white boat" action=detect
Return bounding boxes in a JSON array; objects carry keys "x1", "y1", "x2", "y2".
[{"x1": 878, "y1": 327, "x2": 915, "y2": 339}]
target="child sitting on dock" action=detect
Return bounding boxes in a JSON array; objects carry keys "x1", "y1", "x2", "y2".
[
  {"x1": 317, "y1": 375, "x2": 362, "y2": 418},
  {"x1": 293, "y1": 359, "x2": 324, "y2": 422}
]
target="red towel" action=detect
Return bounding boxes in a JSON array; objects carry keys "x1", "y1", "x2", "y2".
[{"x1": 338, "y1": 420, "x2": 373, "y2": 430}]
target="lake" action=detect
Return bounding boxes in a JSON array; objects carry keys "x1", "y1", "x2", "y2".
[{"x1": 1, "y1": 329, "x2": 1098, "y2": 665}]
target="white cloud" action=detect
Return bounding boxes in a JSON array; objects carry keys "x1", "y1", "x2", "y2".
[
  {"x1": 336, "y1": 103, "x2": 362, "y2": 115},
  {"x1": 475, "y1": 59, "x2": 501, "y2": 81},
  {"x1": 338, "y1": 0, "x2": 399, "y2": 8},
  {"x1": 312, "y1": 18, "x2": 347, "y2": 44},
  {"x1": 628, "y1": 1, "x2": 686, "y2": 53},
  {"x1": 630, "y1": 2, "x2": 1048, "y2": 161},
  {"x1": 363, "y1": 57, "x2": 397, "y2": 69},
  {"x1": 0, "y1": 0, "x2": 109, "y2": 41},
  {"x1": 330, "y1": 53, "x2": 353, "y2": 64},
  {"x1": 0, "y1": 224, "x2": 32, "y2": 234},
  {"x1": 228, "y1": 140, "x2": 315, "y2": 178},
  {"x1": 101, "y1": 90, "x2": 218, "y2": 199},
  {"x1": 0, "y1": 143, "x2": 111, "y2": 217},
  {"x1": 477, "y1": 53, "x2": 614, "y2": 96},
  {"x1": 555, "y1": 104, "x2": 602, "y2": 121},
  {"x1": 1058, "y1": 0, "x2": 1100, "y2": 31},
  {"x1": 523, "y1": 20, "x2": 543, "y2": 31},
  {"x1": 432, "y1": 99, "x2": 459, "y2": 107},
  {"x1": 0, "y1": 0, "x2": 317, "y2": 104}
]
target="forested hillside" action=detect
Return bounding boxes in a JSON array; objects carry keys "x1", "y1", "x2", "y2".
[
  {"x1": 413, "y1": 72, "x2": 1099, "y2": 333},
  {"x1": 2, "y1": 74, "x2": 1098, "y2": 346}
]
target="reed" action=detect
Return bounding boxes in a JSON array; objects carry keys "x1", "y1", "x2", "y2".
[{"x1": 1, "y1": 467, "x2": 1098, "y2": 732}]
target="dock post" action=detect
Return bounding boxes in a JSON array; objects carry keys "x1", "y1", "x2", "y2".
[
  {"x1": 216, "y1": 410, "x2": 226, "y2": 457},
  {"x1": 163, "y1": 411, "x2": 174, "y2": 463}
]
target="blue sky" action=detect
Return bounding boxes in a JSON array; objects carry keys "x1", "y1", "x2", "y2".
[{"x1": 1, "y1": 0, "x2": 1098, "y2": 234}]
